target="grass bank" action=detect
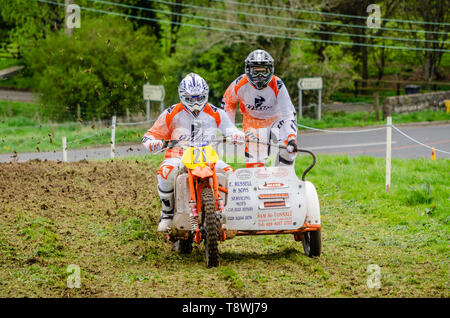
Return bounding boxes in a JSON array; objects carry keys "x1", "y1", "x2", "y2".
[{"x1": 0, "y1": 155, "x2": 448, "y2": 297}]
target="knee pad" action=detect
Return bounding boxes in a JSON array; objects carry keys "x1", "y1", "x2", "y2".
[
  {"x1": 157, "y1": 159, "x2": 181, "y2": 192},
  {"x1": 157, "y1": 158, "x2": 181, "y2": 215}
]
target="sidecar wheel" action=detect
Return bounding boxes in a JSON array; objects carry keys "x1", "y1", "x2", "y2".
[
  {"x1": 302, "y1": 231, "x2": 321, "y2": 257},
  {"x1": 202, "y1": 188, "x2": 219, "y2": 268}
]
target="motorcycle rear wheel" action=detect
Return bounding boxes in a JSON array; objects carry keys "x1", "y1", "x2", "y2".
[{"x1": 202, "y1": 187, "x2": 219, "y2": 268}]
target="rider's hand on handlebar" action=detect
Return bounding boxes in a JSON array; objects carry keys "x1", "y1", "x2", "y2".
[
  {"x1": 230, "y1": 131, "x2": 246, "y2": 145},
  {"x1": 148, "y1": 140, "x2": 164, "y2": 153},
  {"x1": 286, "y1": 139, "x2": 299, "y2": 153}
]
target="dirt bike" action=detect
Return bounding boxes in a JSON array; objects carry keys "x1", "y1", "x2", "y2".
[{"x1": 157, "y1": 138, "x2": 321, "y2": 268}]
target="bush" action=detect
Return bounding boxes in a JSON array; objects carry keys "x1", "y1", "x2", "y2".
[{"x1": 23, "y1": 17, "x2": 162, "y2": 121}]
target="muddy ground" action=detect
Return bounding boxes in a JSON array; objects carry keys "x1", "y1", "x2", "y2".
[
  {"x1": 0, "y1": 158, "x2": 448, "y2": 298},
  {"x1": 0, "y1": 159, "x2": 164, "y2": 297}
]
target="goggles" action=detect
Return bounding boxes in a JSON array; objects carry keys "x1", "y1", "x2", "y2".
[
  {"x1": 250, "y1": 66, "x2": 271, "y2": 78},
  {"x1": 184, "y1": 95, "x2": 207, "y2": 104}
]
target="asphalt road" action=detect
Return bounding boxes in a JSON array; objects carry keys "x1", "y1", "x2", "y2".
[
  {"x1": 299, "y1": 122, "x2": 450, "y2": 159},
  {"x1": 0, "y1": 123, "x2": 449, "y2": 163}
]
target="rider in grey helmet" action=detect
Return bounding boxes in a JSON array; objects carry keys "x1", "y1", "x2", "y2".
[
  {"x1": 244, "y1": 49, "x2": 275, "y2": 90},
  {"x1": 222, "y1": 49, "x2": 299, "y2": 167}
]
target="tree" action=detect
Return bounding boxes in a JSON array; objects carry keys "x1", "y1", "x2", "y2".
[
  {"x1": 402, "y1": 0, "x2": 450, "y2": 85},
  {"x1": 23, "y1": 16, "x2": 162, "y2": 121},
  {"x1": 0, "y1": 0, "x2": 65, "y2": 58},
  {"x1": 367, "y1": 1, "x2": 398, "y2": 82}
]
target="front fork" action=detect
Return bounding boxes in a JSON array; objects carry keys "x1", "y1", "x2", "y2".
[
  {"x1": 188, "y1": 168, "x2": 226, "y2": 244},
  {"x1": 192, "y1": 196, "x2": 226, "y2": 244}
]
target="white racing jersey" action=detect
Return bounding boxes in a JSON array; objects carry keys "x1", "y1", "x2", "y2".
[
  {"x1": 142, "y1": 102, "x2": 241, "y2": 159},
  {"x1": 221, "y1": 74, "x2": 298, "y2": 141}
]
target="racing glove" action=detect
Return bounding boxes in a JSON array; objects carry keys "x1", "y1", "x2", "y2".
[
  {"x1": 286, "y1": 138, "x2": 298, "y2": 153},
  {"x1": 148, "y1": 139, "x2": 164, "y2": 153},
  {"x1": 231, "y1": 131, "x2": 246, "y2": 144}
]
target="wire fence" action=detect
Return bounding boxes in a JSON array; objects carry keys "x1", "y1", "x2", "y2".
[
  {"x1": 391, "y1": 125, "x2": 450, "y2": 155},
  {"x1": 57, "y1": 114, "x2": 450, "y2": 160},
  {"x1": 296, "y1": 121, "x2": 450, "y2": 155},
  {"x1": 61, "y1": 118, "x2": 155, "y2": 147},
  {"x1": 65, "y1": 129, "x2": 110, "y2": 146},
  {"x1": 1, "y1": 110, "x2": 448, "y2": 165}
]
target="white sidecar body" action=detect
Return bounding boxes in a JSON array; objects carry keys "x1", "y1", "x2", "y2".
[{"x1": 223, "y1": 165, "x2": 320, "y2": 231}]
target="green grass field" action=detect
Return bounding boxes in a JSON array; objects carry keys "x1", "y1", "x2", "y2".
[
  {"x1": 0, "y1": 100, "x2": 449, "y2": 154},
  {"x1": 298, "y1": 109, "x2": 450, "y2": 130},
  {"x1": 0, "y1": 154, "x2": 448, "y2": 297}
]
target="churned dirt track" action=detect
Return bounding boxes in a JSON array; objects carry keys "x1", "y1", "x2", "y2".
[
  {"x1": 0, "y1": 160, "x2": 159, "y2": 219},
  {"x1": 0, "y1": 159, "x2": 164, "y2": 297},
  {"x1": 0, "y1": 158, "x2": 448, "y2": 298}
]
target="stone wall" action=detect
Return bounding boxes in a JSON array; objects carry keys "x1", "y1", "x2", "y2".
[
  {"x1": 382, "y1": 91, "x2": 450, "y2": 117},
  {"x1": 323, "y1": 102, "x2": 372, "y2": 113}
]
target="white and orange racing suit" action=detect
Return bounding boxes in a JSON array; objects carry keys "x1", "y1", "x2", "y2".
[
  {"x1": 142, "y1": 102, "x2": 242, "y2": 218},
  {"x1": 222, "y1": 74, "x2": 298, "y2": 167}
]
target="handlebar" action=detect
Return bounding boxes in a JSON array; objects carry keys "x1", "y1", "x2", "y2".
[
  {"x1": 162, "y1": 139, "x2": 179, "y2": 149},
  {"x1": 153, "y1": 137, "x2": 316, "y2": 181}
]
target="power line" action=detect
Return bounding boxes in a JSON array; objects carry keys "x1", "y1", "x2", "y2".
[
  {"x1": 211, "y1": 0, "x2": 450, "y2": 27},
  {"x1": 89, "y1": 0, "x2": 449, "y2": 45},
  {"x1": 33, "y1": 0, "x2": 450, "y2": 53},
  {"x1": 145, "y1": 0, "x2": 450, "y2": 35}
]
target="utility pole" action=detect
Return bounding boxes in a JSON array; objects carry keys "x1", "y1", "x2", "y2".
[{"x1": 385, "y1": 117, "x2": 392, "y2": 193}]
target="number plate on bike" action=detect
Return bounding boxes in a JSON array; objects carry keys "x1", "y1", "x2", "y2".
[
  {"x1": 224, "y1": 166, "x2": 307, "y2": 231},
  {"x1": 181, "y1": 145, "x2": 219, "y2": 170}
]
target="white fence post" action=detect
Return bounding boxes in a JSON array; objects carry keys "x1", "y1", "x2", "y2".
[
  {"x1": 111, "y1": 116, "x2": 116, "y2": 159},
  {"x1": 317, "y1": 88, "x2": 322, "y2": 121},
  {"x1": 385, "y1": 116, "x2": 392, "y2": 193},
  {"x1": 62, "y1": 136, "x2": 67, "y2": 162}
]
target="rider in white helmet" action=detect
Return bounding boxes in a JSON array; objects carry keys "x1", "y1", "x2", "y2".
[
  {"x1": 222, "y1": 49, "x2": 298, "y2": 167},
  {"x1": 142, "y1": 73, "x2": 244, "y2": 232}
]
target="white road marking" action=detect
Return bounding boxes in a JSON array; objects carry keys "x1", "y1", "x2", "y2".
[{"x1": 304, "y1": 141, "x2": 397, "y2": 150}]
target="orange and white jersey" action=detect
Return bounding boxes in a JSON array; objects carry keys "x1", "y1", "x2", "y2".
[
  {"x1": 142, "y1": 102, "x2": 241, "y2": 159},
  {"x1": 222, "y1": 74, "x2": 298, "y2": 167},
  {"x1": 222, "y1": 74, "x2": 297, "y2": 134}
]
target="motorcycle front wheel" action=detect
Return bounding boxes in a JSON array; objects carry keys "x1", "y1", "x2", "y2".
[{"x1": 202, "y1": 187, "x2": 219, "y2": 268}]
